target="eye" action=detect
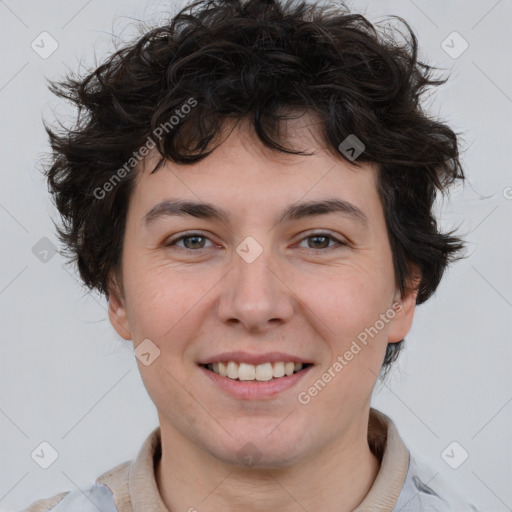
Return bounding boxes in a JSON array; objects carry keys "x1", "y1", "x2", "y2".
[
  {"x1": 165, "y1": 231, "x2": 347, "y2": 252},
  {"x1": 165, "y1": 233, "x2": 214, "y2": 250},
  {"x1": 297, "y1": 232, "x2": 346, "y2": 250}
]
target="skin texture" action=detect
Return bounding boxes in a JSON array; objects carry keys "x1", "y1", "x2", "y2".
[{"x1": 108, "y1": 114, "x2": 418, "y2": 512}]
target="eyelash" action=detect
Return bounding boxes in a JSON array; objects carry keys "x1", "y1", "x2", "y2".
[{"x1": 165, "y1": 231, "x2": 347, "y2": 252}]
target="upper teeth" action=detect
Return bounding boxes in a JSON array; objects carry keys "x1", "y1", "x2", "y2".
[{"x1": 208, "y1": 361, "x2": 304, "y2": 381}]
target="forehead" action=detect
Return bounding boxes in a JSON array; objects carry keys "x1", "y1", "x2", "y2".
[{"x1": 129, "y1": 114, "x2": 381, "y2": 226}]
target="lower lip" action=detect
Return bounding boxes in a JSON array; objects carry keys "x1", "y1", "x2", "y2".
[{"x1": 199, "y1": 365, "x2": 312, "y2": 400}]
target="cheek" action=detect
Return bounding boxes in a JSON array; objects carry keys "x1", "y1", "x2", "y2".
[
  {"x1": 300, "y1": 260, "x2": 395, "y2": 403},
  {"x1": 124, "y1": 268, "x2": 197, "y2": 397},
  {"x1": 123, "y1": 261, "x2": 189, "y2": 344},
  {"x1": 308, "y1": 261, "x2": 394, "y2": 338}
]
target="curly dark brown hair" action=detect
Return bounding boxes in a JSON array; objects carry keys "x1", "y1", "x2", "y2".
[{"x1": 43, "y1": 0, "x2": 466, "y2": 372}]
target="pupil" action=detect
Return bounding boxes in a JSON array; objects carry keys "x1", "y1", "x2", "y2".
[
  {"x1": 185, "y1": 236, "x2": 204, "y2": 249},
  {"x1": 310, "y1": 235, "x2": 328, "y2": 249}
]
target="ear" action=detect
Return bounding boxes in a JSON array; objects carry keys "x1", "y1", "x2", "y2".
[
  {"x1": 107, "y1": 275, "x2": 132, "y2": 341},
  {"x1": 387, "y1": 270, "x2": 421, "y2": 344}
]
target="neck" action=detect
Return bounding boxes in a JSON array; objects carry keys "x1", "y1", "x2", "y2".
[{"x1": 155, "y1": 410, "x2": 381, "y2": 512}]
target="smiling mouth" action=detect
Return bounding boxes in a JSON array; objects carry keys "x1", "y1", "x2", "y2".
[{"x1": 201, "y1": 361, "x2": 313, "y2": 381}]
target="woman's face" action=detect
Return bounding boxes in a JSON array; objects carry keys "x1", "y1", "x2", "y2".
[{"x1": 108, "y1": 116, "x2": 417, "y2": 468}]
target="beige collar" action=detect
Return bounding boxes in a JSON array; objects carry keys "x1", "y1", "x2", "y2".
[{"x1": 97, "y1": 407, "x2": 410, "y2": 511}]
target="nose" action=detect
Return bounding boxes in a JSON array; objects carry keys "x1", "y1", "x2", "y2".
[{"x1": 216, "y1": 240, "x2": 295, "y2": 334}]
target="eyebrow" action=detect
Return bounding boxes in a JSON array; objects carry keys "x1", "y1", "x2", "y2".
[{"x1": 143, "y1": 198, "x2": 368, "y2": 227}]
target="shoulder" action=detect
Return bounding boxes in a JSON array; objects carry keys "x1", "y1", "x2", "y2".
[
  {"x1": 17, "y1": 461, "x2": 132, "y2": 512},
  {"x1": 394, "y1": 455, "x2": 482, "y2": 512},
  {"x1": 17, "y1": 485, "x2": 117, "y2": 512},
  {"x1": 17, "y1": 431, "x2": 154, "y2": 512},
  {"x1": 16, "y1": 491, "x2": 69, "y2": 512},
  {"x1": 17, "y1": 483, "x2": 117, "y2": 512}
]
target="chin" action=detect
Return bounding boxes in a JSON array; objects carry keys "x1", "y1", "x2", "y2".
[{"x1": 210, "y1": 427, "x2": 309, "y2": 469}]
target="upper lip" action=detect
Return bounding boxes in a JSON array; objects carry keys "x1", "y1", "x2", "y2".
[{"x1": 197, "y1": 351, "x2": 313, "y2": 366}]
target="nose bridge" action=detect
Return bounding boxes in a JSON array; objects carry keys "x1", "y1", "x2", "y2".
[{"x1": 217, "y1": 235, "x2": 293, "y2": 330}]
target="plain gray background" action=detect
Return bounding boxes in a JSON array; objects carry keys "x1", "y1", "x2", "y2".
[{"x1": 1, "y1": 0, "x2": 511, "y2": 510}]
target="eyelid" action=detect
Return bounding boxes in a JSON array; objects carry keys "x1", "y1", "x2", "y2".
[
  {"x1": 164, "y1": 231, "x2": 216, "y2": 247},
  {"x1": 294, "y1": 230, "x2": 348, "y2": 249},
  {"x1": 297, "y1": 229, "x2": 347, "y2": 242}
]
